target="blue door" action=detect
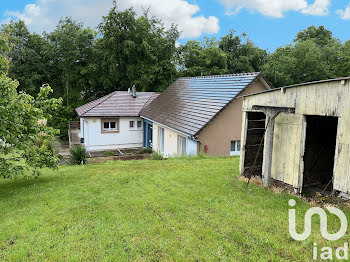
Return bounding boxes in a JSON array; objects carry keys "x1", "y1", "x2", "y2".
[{"x1": 143, "y1": 120, "x2": 153, "y2": 148}]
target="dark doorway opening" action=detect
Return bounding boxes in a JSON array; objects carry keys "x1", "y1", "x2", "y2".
[
  {"x1": 243, "y1": 112, "x2": 266, "y2": 177},
  {"x1": 303, "y1": 115, "x2": 338, "y2": 194}
]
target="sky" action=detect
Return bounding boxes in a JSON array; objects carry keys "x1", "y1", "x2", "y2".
[{"x1": 1, "y1": 0, "x2": 350, "y2": 51}]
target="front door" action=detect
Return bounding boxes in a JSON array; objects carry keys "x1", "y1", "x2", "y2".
[{"x1": 147, "y1": 124, "x2": 153, "y2": 148}]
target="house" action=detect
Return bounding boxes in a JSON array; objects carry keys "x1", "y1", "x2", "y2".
[
  {"x1": 75, "y1": 87, "x2": 159, "y2": 152},
  {"x1": 240, "y1": 77, "x2": 350, "y2": 197},
  {"x1": 140, "y1": 73, "x2": 272, "y2": 157}
]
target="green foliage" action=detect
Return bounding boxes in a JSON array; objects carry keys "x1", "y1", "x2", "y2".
[
  {"x1": 47, "y1": 105, "x2": 76, "y2": 141},
  {"x1": 138, "y1": 148, "x2": 153, "y2": 154},
  {"x1": 263, "y1": 25, "x2": 345, "y2": 87},
  {"x1": 70, "y1": 146, "x2": 88, "y2": 165},
  {"x1": 294, "y1": 25, "x2": 335, "y2": 47},
  {"x1": 178, "y1": 37, "x2": 227, "y2": 77},
  {"x1": 0, "y1": 36, "x2": 62, "y2": 178},
  {"x1": 95, "y1": 3, "x2": 179, "y2": 94},
  {"x1": 46, "y1": 17, "x2": 96, "y2": 106},
  {"x1": 103, "y1": 151, "x2": 115, "y2": 156},
  {"x1": 151, "y1": 151, "x2": 165, "y2": 160},
  {"x1": 219, "y1": 30, "x2": 267, "y2": 73},
  {"x1": 1, "y1": 20, "x2": 51, "y2": 95}
]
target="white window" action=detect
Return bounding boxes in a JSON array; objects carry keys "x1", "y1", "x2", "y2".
[
  {"x1": 129, "y1": 121, "x2": 134, "y2": 128},
  {"x1": 230, "y1": 140, "x2": 241, "y2": 156},
  {"x1": 178, "y1": 135, "x2": 187, "y2": 156},
  {"x1": 158, "y1": 127, "x2": 164, "y2": 153},
  {"x1": 101, "y1": 119, "x2": 119, "y2": 133},
  {"x1": 137, "y1": 120, "x2": 142, "y2": 128}
]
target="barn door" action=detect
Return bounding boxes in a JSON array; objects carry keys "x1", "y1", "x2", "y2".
[{"x1": 271, "y1": 114, "x2": 306, "y2": 190}]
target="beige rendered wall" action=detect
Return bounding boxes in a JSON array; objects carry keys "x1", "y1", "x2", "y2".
[
  {"x1": 197, "y1": 79, "x2": 268, "y2": 156},
  {"x1": 153, "y1": 123, "x2": 180, "y2": 157}
]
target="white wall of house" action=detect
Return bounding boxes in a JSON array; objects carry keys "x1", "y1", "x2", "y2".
[
  {"x1": 152, "y1": 123, "x2": 197, "y2": 157},
  {"x1": 80, "y1": 117, "x2": 143, "y2": 151}
]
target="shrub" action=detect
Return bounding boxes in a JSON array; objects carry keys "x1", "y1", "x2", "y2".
[
  {"x1": 70, "y1": 146, "x2": 88, "y2": 165},
  {"x1": 138, "y1": 148, "x2": 153, "y2": 154},
  {"x1": 151, "y1": 151, "x2": 165, "y2": 160},
  {"x1": 41, "y1": 137, "x2": 60, "y2": 156},
  {"x1": 103, "y1": 151, "x2": 115, "y2": 156}
]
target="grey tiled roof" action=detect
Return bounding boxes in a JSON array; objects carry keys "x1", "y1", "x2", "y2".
[
  {"x1": 140, "y1": 73, "x2": 269, "y2": 136},
  {"x1": 76, "y1": 91, "x2": 160, "y2": 117}
]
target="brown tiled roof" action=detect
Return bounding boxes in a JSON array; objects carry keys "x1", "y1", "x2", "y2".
[
  {"x1": 140, "y1": 73, "x2": 270, "y2": 136},
  {"x1": 76, "y1": 91, "x2": 160, "y2": 117}
]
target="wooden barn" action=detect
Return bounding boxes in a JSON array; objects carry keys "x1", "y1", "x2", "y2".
[{"x1": 239, "y1": 77, "x2": 350, "y2": 197}]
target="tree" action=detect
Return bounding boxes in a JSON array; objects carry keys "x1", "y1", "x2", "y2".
[
  {"x1": 0, "y1": 35, "x2": 62, "y2": 178},
  {"x1": 46, "y1": 17, "x2": 96, "y2": 106},
  {"x1": 178, "y1": 37, "x2": 227, "y2": 77},
  {"x1": 295, "y1": 25, "x2": 335, "y2": 47},
  {"x1": 264, "y1": 25, "x2": 343, "y2": 87},
  {"x1": 262, "y1": 45, "x2": 298, "y2": 87},
  {"x1": 219, "y1": 30, "x2": 267, "y2": 73},
  {"x1": 1, "y1": 20, "x2": 51, "y2": 95},
  {"x1": 94, "y1": 3, "x2": 179, "y2": 95}
]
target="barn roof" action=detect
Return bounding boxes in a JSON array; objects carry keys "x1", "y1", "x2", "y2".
[
  {"x1": 242, "y1": 76, "x2": 350, "y2": 98},
  {"x1": 76, "y1": 91, "x2": 160, "y2": 117},
  {"x1": 140, "y1": 72, "x2": 271, "y2": 136}
]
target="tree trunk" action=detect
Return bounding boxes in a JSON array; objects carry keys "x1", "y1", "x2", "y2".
[{"x1": 65, "y1": 72, "x2": 69, "y2": 106}]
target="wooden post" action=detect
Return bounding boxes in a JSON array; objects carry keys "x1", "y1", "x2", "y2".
[{"x1": 263, "y1": 111, "x2": 279, "y2": 186}]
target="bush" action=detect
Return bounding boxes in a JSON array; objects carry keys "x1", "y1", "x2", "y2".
[
  {"x1": 70, "y1": 146, "x2": 88, "y2": 165},
  {"x1": 151, "y1": 151, "x2": 165, "y2": 160},
  {"x1": 138, "y1": 148, "x2": 153, "y2": 154},
  {"x1": 41, "y1": 137, "x2": 60, "y2": 156},
  {"x1": 103, "y1": 151, "x2": 115, "y2": 156}
]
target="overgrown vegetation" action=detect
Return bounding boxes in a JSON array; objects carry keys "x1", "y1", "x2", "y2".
[
  {"x1": 151, "y1": 151, "x2": 165, "y2": 160},
  {"x1": 103, "y1": 151, "x2": 115, "y2": 157},
  {"x1": 0, "y1": 36, "x2": 62, "y2": 178},
  {"x1": 0, "y1": 158, "x2": 349, "y2": 260},
  {"x1": 70, "y1": 146, "x2": 88, "y2": 165},
  {"x1": 138, "y1": 148, "x2": 153, "y2": 154}
]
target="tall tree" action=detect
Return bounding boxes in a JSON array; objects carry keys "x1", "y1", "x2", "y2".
[
  {"x1": 178, "y1": 37, "x2": 227, "y2": 77},
  {"x1": 295, "y1": 25, "x2": 335, "y2": 47},
  {"x1": 219, "y1": 31, "x2": 267, "y2": 73},
  {"x1": 95, "y1": 2, "x2": 179, "y2": 95},
  {"x1": 1, "y1": 20, "x2": 51, "y2": 95},
  {"x1": 0, "y1": 35, "x2": 62, "y2": 178},
  {"x1": 264, "y1": 25, "x2": 343, "y2": 87},
  {"x1": 46, "y1": 17, "x2": 96, "y2": 106}
]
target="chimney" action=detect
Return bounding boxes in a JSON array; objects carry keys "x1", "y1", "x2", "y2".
[{"x1": 132, "y1": 85, "x2": 136, "y2": 98}]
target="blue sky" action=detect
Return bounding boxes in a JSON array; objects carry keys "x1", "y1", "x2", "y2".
[{"x1": 2, "y1": 0, "x2": 350, "y2": 51}]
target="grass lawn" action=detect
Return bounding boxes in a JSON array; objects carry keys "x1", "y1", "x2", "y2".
[{"x1": 0, "y1": 157, "x2": 349, "y2": 261}]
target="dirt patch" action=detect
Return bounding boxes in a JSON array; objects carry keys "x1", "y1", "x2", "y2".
[{"x1": 239, "y1": 175, "x2": 350, "y2": 208}]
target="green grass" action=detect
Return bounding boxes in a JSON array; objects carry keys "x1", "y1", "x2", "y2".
[{"x1": 0, "y1": 157, "x2": 349, "y2": 261}]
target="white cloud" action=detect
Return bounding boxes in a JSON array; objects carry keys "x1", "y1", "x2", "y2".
[
  {"x1": 302, "y1": 0, "x2": 330, "y2": 16},
  {"x1": 2, "y1": 0, "x2": 219, "y2": 39},
  {"x1": 219, "y1": 0, "x2": 330, "y2": 18},
  {"x1": 336, "y1": 3, "x2": 350, "y2": 19},
  {"x1": 5, "y1": 4, "x2": 41, "y2": 25}
]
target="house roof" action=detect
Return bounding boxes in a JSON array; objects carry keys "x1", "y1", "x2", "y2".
[
  {"x1": 140, "y1": 72, "x2": 271, "y2": 136},
  {"x1": 76, "y1": 91, "x2": 160, "y2": 117}
]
